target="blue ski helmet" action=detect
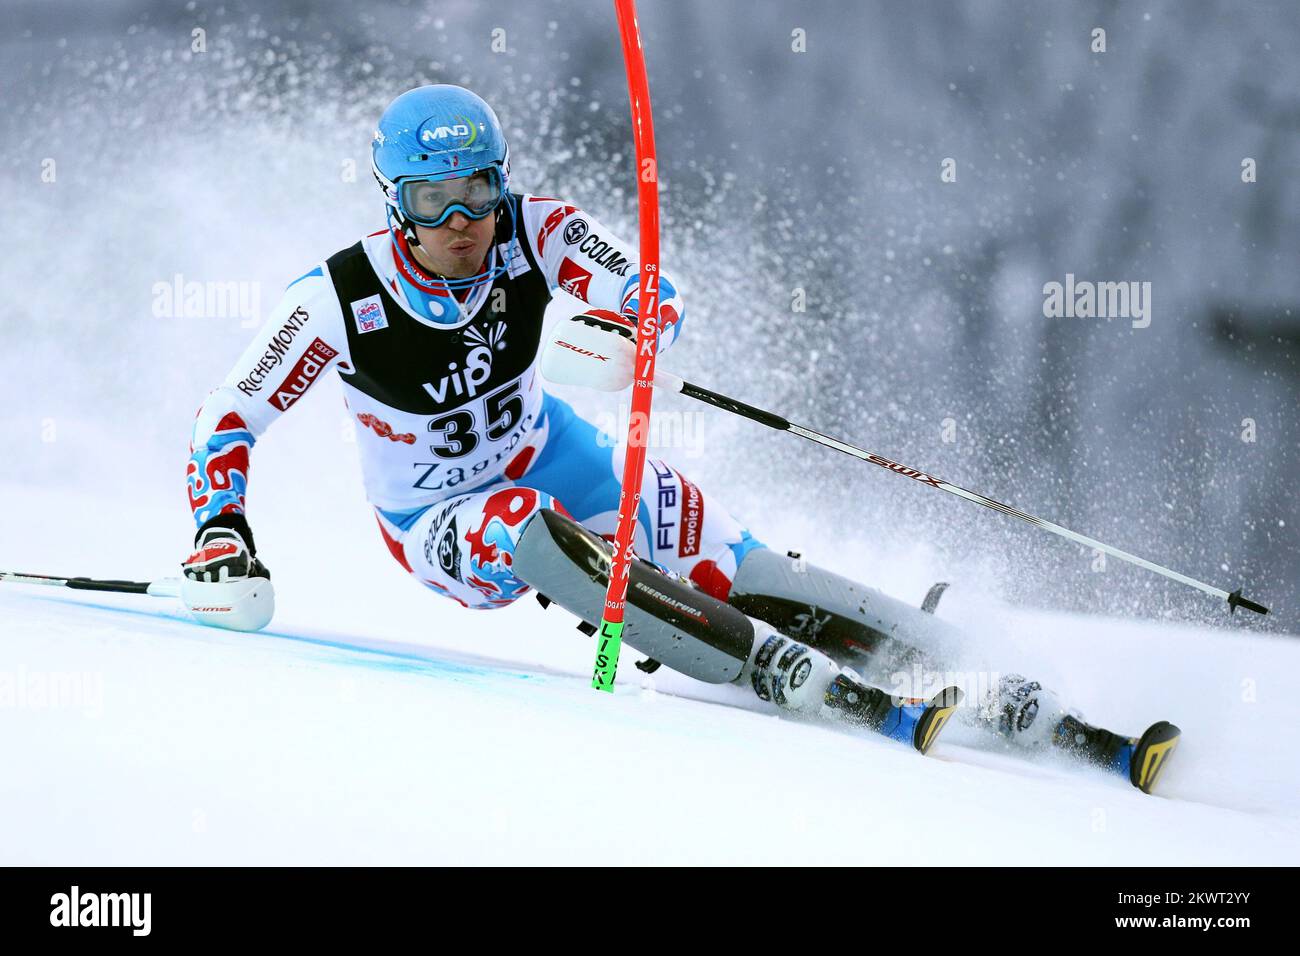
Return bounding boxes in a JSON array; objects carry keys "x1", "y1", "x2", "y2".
[{"x1": 371, "y1": 85, "x2": 511, "y2": 243}]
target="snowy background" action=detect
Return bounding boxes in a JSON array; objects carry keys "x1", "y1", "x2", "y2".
[{"x1": 1, "y1": 0, "x2": 1297, "y2": 864}]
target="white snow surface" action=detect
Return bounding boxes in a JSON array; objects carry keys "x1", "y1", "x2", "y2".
[{"x1": 2, "y1": 397, "x2": 1297, "y2": 864}]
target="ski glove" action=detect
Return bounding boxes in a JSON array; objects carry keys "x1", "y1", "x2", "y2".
[
  {"x1": 183, "y1": 514, "x2": 270, "y2": 582},
  {"x1": 539, "y1": 309, "x2": 638, "y2": 392}
]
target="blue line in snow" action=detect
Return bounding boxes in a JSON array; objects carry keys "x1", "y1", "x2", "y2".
[{"x1": 7, "y1": 589, "x2": 539, "y2": 684}]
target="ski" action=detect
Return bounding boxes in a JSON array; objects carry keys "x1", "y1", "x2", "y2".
[
  {"x1": 726, "y1": 552, "x2": 1187, "y2": 791},
  {"x1": 1129, "y1": 721, "x2": 1182, "y2": 794},
  {"x1": 516, "y1": 508, "x2": 963, "y2": 755}
]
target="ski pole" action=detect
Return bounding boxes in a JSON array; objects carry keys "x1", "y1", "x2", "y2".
[
  {"x1": 0, "y1": 571, "x2": 181, "y2": 598},
  {"x1": 651, "y1": 370, "x2": 1269, "y2": 617},
  {"x1": 1, "y1": 570, "x2": 271, "y2": 631}
]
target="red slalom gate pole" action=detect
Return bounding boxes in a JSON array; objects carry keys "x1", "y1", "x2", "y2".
[{"x1": 592, "y1": 0, "x2": 661, "y2": 691}]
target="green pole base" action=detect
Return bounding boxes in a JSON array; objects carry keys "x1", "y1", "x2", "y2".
[{"x1": 591, "y1": 618, "x2": 624, "y2": 692}]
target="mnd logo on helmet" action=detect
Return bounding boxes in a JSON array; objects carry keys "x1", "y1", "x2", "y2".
[{"x1": 420, "y1": 117, "x2": 479, "y2": 146}]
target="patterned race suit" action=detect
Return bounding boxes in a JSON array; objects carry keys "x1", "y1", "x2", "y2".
[{"x1": 188, "y1": 194, "x2": 764, "y2": 608}]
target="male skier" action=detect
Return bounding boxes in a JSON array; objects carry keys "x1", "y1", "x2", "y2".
[{"x1": 181, "y1": 85, "x2": 1177, "y2": 789}]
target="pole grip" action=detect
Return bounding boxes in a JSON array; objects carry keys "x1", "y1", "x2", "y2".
[{"x1": 1228, "y1": 590, "x2": 1269, "y2": 616}]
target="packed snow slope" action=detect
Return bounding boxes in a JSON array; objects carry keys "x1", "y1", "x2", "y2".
[{"x1": 2, "y1": 433, "x2": 1296, "y2": 864}]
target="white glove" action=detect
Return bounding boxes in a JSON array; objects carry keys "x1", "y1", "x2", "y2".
[
  {"x1": 180, "y1": 518, "x2": 275, "y2": 631},
  {"x1": 183, "y1": 525, "x2": 266, "y2": 582},
  {"x1": 540, "y1": 309, "x2": 638, "y2": 392}
]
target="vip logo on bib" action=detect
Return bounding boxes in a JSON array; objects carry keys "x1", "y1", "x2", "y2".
[
  {"x1": 421, "y1": 321, "x2": 507, "y2": 404},
  {"x1": 350, "y1": 295, "x2": 389, "y2": 334}
]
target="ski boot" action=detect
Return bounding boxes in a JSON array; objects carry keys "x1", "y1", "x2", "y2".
[
  {"x1": 1053, "y1": 714, "x2": 1181, "y2": 795},
  {"x1": 823, "y1": 673, "x2": 964, "y2": 755},
  {"x1": 747, "y1": 629, "x2": 963, "y2": 755},
  {"x1": 981, "y1": 673, "x2": 1181, "y2": 794}
]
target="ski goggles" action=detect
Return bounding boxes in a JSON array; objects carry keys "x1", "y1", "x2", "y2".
[{"x1": 397, "y1": 166, "x2": 505, "y2": 228}]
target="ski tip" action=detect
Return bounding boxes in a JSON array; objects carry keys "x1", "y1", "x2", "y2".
[
  {"x1": 1130, "y1": 720, "x2": 1181, "y2": 794},
  {"x1": 920, "y1": 581, "x2": 950, "y2": 614},
  {"x1": 913, "y1": 685, "x2": 964, "y2": 755},
  {"x1": 1227, "y1": 589, "x2": 1268, "y2": 616},
  {"x1": 932, "y1": 684, "x2": 965, "y2": 709}
]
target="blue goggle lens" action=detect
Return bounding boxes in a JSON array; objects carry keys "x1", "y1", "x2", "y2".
[{"x1": 399, "y1": 168, "x2": 503, "y2": 227}]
